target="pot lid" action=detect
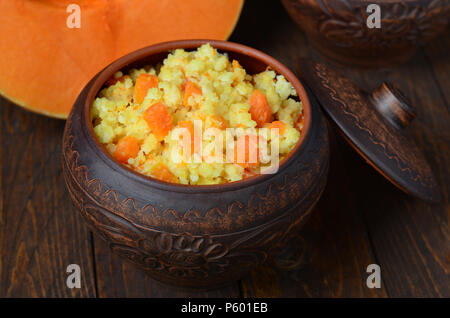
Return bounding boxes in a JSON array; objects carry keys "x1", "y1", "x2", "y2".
[{"x1": 297, "y1": 60, "x2": 440, "y2": 203}]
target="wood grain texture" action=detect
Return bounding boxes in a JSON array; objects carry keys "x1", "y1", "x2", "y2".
[
  {"x1": 423, "y1": 29, "x2": 450, "y2": 109},
  {"x1": 0, "y1": 0, "x2": 448, "y2": 298},
  {"x1": 0, "y1": 104, "x2": 96, "y2": 297}
]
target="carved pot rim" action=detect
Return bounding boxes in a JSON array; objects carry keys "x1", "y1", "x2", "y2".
[{"x1": 75, "y1": 39, "x2": 312, "y2": 193}]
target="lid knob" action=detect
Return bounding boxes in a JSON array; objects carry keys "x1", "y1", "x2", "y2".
[{"x1": 371, "y1": 82, "x2": 417, "y2": 129}]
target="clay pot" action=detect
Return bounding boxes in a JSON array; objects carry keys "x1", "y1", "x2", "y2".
[
  {"x1": 62, "y1": 40, "x2": 330, "y2": 289},
  {"x1": 281, "y1": 0, "x2": 450, "y2": 67}
]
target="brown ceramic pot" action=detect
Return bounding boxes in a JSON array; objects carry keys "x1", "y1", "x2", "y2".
[
  {"x1": 62, "y1": 40, "x2": 330, "y2": 289},
  {"x1": 281, "y1": 0, "x2": 450, "y2": 67}
]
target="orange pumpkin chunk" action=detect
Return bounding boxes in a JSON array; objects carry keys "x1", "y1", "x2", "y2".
[
  {"x1": 249, "y1": 89, "x2": 272, "y2": 127},
  {"x1": 114, "y1": 136, "x2": 140, "y2": 163},
  {"x1": 151, "y1": 163, "x2": 178, "y2": 183},
  {"x1": 134, "y1": 73, "x2": 159, "y2": 104},
  {"x1": 233, "y1": 134, "x2": 260, "y2": 168},
  {"x1": 183, "y1": 80, "x2": 202, "y2": 106},
  {"x1": 143, "y1": 102, "x2": 173, "y2": 141},
  {"x1": 268, "y1": 120, "x2": 286, "y2": 135}
]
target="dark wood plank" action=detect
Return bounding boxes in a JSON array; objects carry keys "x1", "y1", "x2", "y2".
[
  {"x1": 93, "y1": 237, "x2": 240, "y2": 298},
  {"x1": 0, "y1": 100, "x2": 97, "y2": 297},
  {"x1": 423, "y1": 28, "x2": 450, "y2": 109},
  {"x1": 232, "y1": 0, "x2": 387, "y2": 298}
]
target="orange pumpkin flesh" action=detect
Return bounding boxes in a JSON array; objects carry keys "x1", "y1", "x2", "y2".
[{"x1": 0, "y1": 0, "x2": 244, "y2": 119}]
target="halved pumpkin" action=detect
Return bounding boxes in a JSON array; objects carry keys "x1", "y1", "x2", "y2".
[{"x1": 0, "y1": 0, "x2": 244, "y2": 119}]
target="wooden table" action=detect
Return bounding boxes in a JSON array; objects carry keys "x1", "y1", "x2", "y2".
[{"x1": 1, "y1": 1, "x2": 448, "y2": 298}]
